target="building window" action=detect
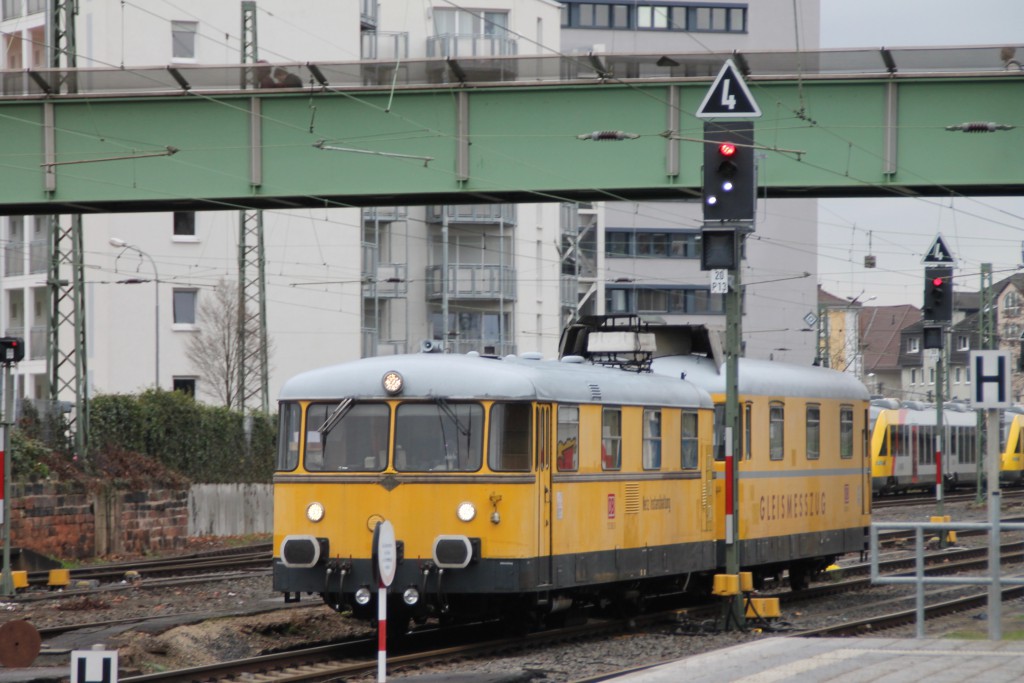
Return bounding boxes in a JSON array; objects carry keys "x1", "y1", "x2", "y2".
[
  {"x1": 769, "y1": 402, "x2": 784, "y2": 461},
  {"x1": 606, "y1": 229, "x2": 699, "y2": 258},
  {"x1": 171, "y1": 21, "x2": 197, "y2": 61},
  {"x1": 173, "y1": 288, "x2": 197, "y2": 324},
  {"x1": 907, "y1": 337, "x2": 920, "y2": 353},
  {"x1": 601, "y1": 407, "x2": 622, "y2": 470},
  {"x1": 806, "y1": 405, "x2": 820, "y2": 460},
  {"x1": 1005, "y1": 324, "x2": 1020, "y2": 340},
  {"x1": 562, "y1": 2, "x2": 744, "y2": 33},
  {"x1": 1004, "y1": 289, "x2": 1020, "y2": 315},
  {"x1": 173, "y1": 377, "x2": 196, "y2": 397},
  {"x1": 557, "y1": 405, "x2": 579, "y2": 471},
  {"x1": 642, "y1": 408, "x2": 661, "y2": 470},
  {"x1": 955, "y1": 367, "x2": 962, "y2": 384},
  {"x1": 911, "y1": 368, "x2": 918, "y2": 384},
  {"x1": 173, "y1": 211, "x2": 196, "y2": 237},
  {"x1": 929, "y1": 368, "x2": 935, "y2": 384}
]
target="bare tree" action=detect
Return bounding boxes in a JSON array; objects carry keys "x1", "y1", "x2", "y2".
[{"x1": 186, "y1": 279, "x2": 271, "y2": 408}]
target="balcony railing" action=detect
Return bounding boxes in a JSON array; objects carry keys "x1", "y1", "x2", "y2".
[
  {"x1": 29, "y1": 238, "x2": 47, "y2": 274},
  {"x1": 29, "y1": 324, "x2": 44, "y2": 360},
  {"x1": 363, "y1": 206, "x2": 408, "y2": 223},
  {"x1": 4, "y1": 244, "x2": 24, "y2": 276},
  {"x1": 440, "y1": 339, "x2": 516, "y2": 356},
  {"x1": 427, "y1": 204, "x2": 516, "y2": 225},
  {"x1": 360, "y1": 0, "x2": 377, "y2": 28},
  {"x1": 361, "y1": 31, "x2": 409, "y2": 61},
  {"x1": 426, "y1": 264, "x2": 515, "y2": 301},
  {"x1": 427, "y1": 34, "x2": 518, "y2": 59},
  {"x1": 561, "y1": 274, "x2": 579, "y2": 309}
]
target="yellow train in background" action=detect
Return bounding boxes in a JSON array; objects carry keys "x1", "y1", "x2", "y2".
[{"x1": 272, "y1": 318, "x2": 871, "y2": 629}]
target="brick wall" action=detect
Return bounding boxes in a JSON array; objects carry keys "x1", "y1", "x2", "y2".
[{"x1": 9, "y1": 481, "x2": 190, "y2": 559}]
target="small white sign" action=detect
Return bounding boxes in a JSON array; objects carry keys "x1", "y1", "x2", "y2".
[
  {"x1": 803, "y1": 311, "x2": 818, "y2": 327},
  {"x1": 71, "y1": 650, "x2": 118, "y2": 683},
  {"x1": 710, "y1": 269, "x2": 729, "y2": 294},
  {"x1": 971, "y1": 350, "x2": 1012, "y2": 409},
  {"x1": 375, "y1": 520, "x2": 397, "y2": 588}
]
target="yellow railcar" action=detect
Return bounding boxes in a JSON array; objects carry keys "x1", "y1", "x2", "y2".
[
  {"x1": 650, "y1": 354, "x2": 871, "y2": 589},
  {"x1": 273, "y1": 353, "x2": 716, "y2": 628},
  {"x1": 1000, "y1": 407, "x2": 1024, "y2": 486}
]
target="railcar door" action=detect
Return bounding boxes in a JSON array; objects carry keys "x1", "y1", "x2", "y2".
[{"x1": 536, "y1": 403, "x2": 553, "y2": 586}]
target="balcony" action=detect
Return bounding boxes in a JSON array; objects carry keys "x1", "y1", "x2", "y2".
[
  {"x1": 360, "y1": 0, "x2": 377, "y2": 29},
  {"x1": 441, "y1": 338, "x2": 516, "y2": 356},
  {"x1": 427, "y1": 34, "x2": 517, "y2": 59},
  {"x1": 29, "y1": 238, "x2": 46, "y2": 273},
  {"x1": 363, "y1": 206, "x2": 408, "y2": 223},
  {"x1": 29, "y1": 324, "x2": 44, "y2": 360},
  {"x1": 427, "y1": 204, "x2": 516, "y2": 226},
  {"x1": 361, "y1": 31, "x2": 409, "y2": 62},
  {"x1": 426, "y1": 264, "x2": 515, "y2": 301},
  {"x1": 561, "y1": 274, "x2": 579, "y2": 309},
  {"x1": 366, "y1": 263, "x2": 408, "y2": 299},
  {"x1": 4, "y1": 243, "x2": 23, "y2": 276}
]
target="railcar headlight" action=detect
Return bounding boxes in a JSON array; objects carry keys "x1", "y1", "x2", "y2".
[
  {"x1": 382, "y1": 370, "x2": 404, "y2": 395},
  {"x1": 456, "y1": 502, "x2": 476, "y2": 522},
  {"x1": 402, "y1": 587, "x2": 420, "y2": 606},
  {"x1": 354, "y1": 587, "x2": 372, "y2": 605},
  {"x1": 306, "y1": 501, "x2": 325, "y2": 523}
]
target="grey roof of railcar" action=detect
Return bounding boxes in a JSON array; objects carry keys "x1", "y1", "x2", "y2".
[
  {"x1": 280, "y1": 353, "x2": 712, "y2": 408},
  {"x1": 650, "y1": 355, "x2": 870, "y2": 401}
]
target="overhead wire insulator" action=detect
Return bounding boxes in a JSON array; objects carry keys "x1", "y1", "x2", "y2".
[
  {"x1": 945, "y1": 122, "x2": 1015, "y2": 133},
  {"x1": 576, "y1": 130, "x2": 640, "y2": 141}
]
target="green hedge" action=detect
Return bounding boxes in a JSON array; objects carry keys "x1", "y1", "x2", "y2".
[{"x1": 85, "y1": 390, "x2": 276, "y2": 483}]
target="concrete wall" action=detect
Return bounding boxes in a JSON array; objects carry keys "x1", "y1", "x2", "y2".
[{"x1": 187, "y1": 484, "x2": 273, "y2": 537}]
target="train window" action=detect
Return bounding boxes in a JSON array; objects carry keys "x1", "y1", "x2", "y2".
[
  {"x1": 642, "y1": 408, "x2": 662, "y2": 470},
  {"x1": 557, "y1": 405, "x2": 579, "y2": 471},
  {"x1": 395, "y1": 401, "x2": 483, "y2": 472},
  {"x1": 713, "y1": 404, "x2": 725, "y2": 461},
  {"x1": 276, "y1": 402, "x2": 301, "y2": 471},
  {"x1": 840, "y1": 406, "x2": 854, "y2": 459},
  {"x1": 489, "y1": 402, "x2": 532, "y2": 472},
  {"x1": 306, "y1": 402, "x2": 389, "y2": 472},
  {"x1": 744, "y1": 403, "x2": 752, "y2": 460},
  {"x1": 681, "y1": 410, "x2": 699, "y2": 469},
  {"x1": 602, "y1": 407, "x2": 622, "y2": 470},
  {"x1": 769, "y1": 403, "x2": 784, "y2": 461},
  {"x1": 806, "y1": 405, "x2": 820, "y2": 460}
]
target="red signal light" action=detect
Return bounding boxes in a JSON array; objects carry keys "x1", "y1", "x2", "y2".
[
  {"x1": 718, "y1": 142, "x2": 737, "y2": 157},
  {"x1": 932, "y1": 276, "x2": 944, "y2": 287}
]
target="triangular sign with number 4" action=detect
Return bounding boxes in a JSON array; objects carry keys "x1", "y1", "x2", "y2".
[
  {"x1": 696, "y1": 59, "x2": 762, "y2": 119},
  {"x1": 922, "y1": 235, "x2": 955, "y2": 264}
]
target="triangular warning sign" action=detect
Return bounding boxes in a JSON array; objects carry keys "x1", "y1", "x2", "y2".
[
  {"x1": 922, "y1": 235, "x2": 955, "y2": 264},
  {"x1": 696, "y1": 59, "x2": 762, "y2": 119}
]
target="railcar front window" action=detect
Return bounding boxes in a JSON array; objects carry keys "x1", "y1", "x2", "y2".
[
  {"x1": 277, "y1": 402, "x2": 301, "y2": 471},
  {"x1": 489, "y1": 402, "x2": 532, "y2": 471},
  {"x1": 395, "y1": 401, "x2": 483, "y2": 471},
  {"x1": 305, "y1": 403, "x2": 390, "y2": 472}
]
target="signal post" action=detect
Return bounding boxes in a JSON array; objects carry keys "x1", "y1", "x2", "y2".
[
  {"x1": 696, "y1": 60, "x2": 760, "y2": 631},
  {"x1": 0, "y1": 337, "x2": 24, "y2": 597},
  {"x1": 921, "y1": 237, "x2": 954, "y2": 539}
]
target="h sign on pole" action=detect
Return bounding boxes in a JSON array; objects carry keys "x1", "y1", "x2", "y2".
[{"x1": 971, "y1": 350, "x2": 1011, "y2": 408}]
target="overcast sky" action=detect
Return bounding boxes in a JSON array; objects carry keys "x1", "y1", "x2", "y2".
[{"x1": 817, "y1": 1, "x2": 1024, "y2": 307}]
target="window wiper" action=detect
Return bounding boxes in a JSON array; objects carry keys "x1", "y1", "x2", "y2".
[
  {"x1": 437, "y1": 397, "x2": 470, "y2": 436},
  {"x1": 319, "y1": 398, "x2": 353, "y2": 437}
]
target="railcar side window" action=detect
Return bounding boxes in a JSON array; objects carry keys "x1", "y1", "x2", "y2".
[
  {"x1": 840, "y1": 406, "x2": 854, "y2": 459},
  {"x1": 305, "y1": 402, "x2": 389, "y2": 472},
  {"x1": 744, "y1": 403, "x2": 752, "y2": 460},
  {"x1": 713, "y1": 404, "x2": 725, "y2": 461},
  {"x1": 277, "y1": 402, "x2": 301, "y2": 471},
  {"x1": 681, "y1": 410, "x2": 699, "y2": 469},
  {"x1": 769, "y1": 402, "x2": 784, "y2": 461},
  {"x1": 642, "y1": 408, "x2": 662, "y2": 470},
  {"x1": 489, "y1": 402, "x2": 532, "y2": 472},
  {"x1": 395, "y1": 401, "x2": 483, "y2": 472},
  {"x1": 602, "y1": 407, "x2": 622, "y2": 470},
  {"x1": 806, "y1": 405, "x2": 820, "y2": 460},
  {"x1": 557, "y1": 405, "x2": 579, "y2": 471}
]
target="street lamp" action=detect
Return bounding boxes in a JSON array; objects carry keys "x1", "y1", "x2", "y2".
[{"x1": 110, "y1": 238, "x2": 159, "y2": 388}]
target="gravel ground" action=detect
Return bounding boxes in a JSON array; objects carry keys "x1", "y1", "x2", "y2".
[{"x1": 4, "y1": 495, "x2": 1024, "y2": 680}]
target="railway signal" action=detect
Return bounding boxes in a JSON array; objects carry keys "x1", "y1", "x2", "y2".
[
  {"x1": 702, "y1": 121, "x2": 755, "y2": 222},
  {"x1": 922, "y1": 266, "x2": 953, "y2": 323}
]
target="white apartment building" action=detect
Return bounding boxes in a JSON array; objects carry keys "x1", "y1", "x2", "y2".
[{"x1": 0, "y1": 0, "x2": 820, "y2": 413}]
